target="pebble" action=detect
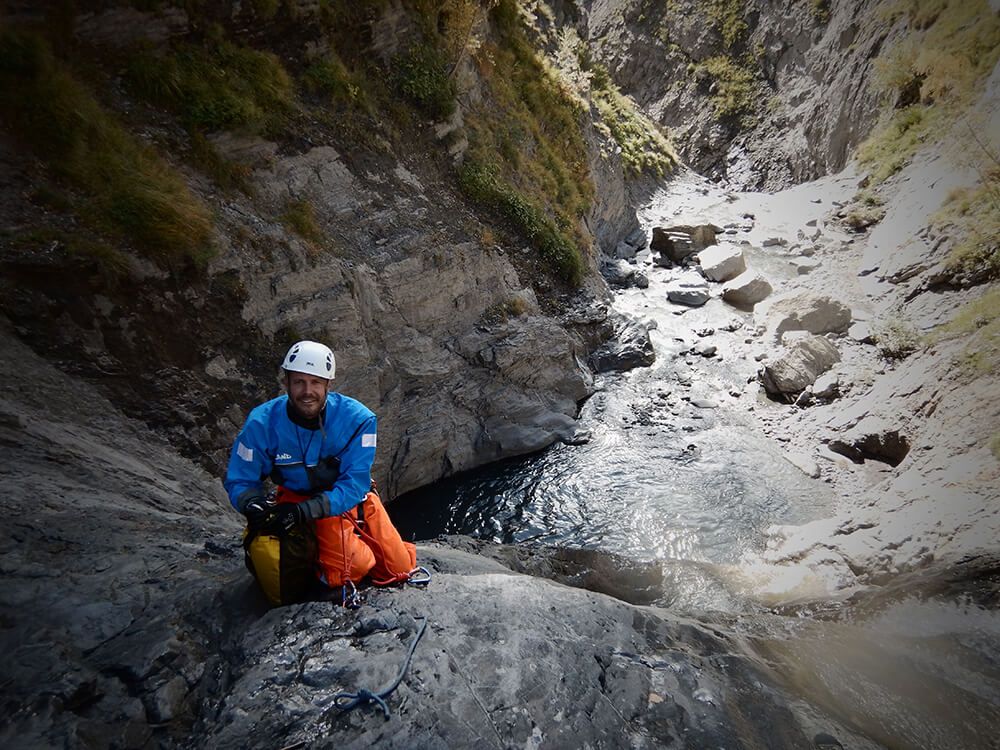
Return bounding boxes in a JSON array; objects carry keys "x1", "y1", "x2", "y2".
[{"x1": 691, "y1": 399, "x2": 718, "y2": 409}]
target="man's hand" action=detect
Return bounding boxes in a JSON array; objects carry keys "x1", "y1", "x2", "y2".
[
  {"x1": 243, "y1": 497, "x2": 272, "y2": 529},
  {"x1": 265, "y1": 503, "x2": 304, "y2": 536}
]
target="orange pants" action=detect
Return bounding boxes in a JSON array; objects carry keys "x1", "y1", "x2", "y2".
[{"x1": 276, "y1": 488, "x2": 416, "y2": 587}]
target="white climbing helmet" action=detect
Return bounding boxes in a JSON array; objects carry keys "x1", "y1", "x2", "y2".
[{"x1": 282, "y1": 340, "x2": 335, "y2": 379}]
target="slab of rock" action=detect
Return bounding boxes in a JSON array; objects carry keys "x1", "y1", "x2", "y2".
[
  {"x1": 784, "y1": 451, "x2": 821, "y2": 478},
  {"x1": 811, "y1": 370, "x2": 841, "y2": 399},
  {"x1": 698, "y1": 244, "x2": 747, "y2": 282},
  {"x1": 765, "y1": 294, "x2": 852, "y2": 341},
  {"x1": 759, "y1": 334, "x2": 841, "y2": 397},
  {"x1": 651, "y1": 224, "x2": 719, "y2": 264},
  {"x1": 666, "y1": 272, "x2": 711, "y2": 307},
  {"x1": 790, "y1": 257, "x2": 821, "y2": 275},
  {"x1": 848, "y1": 321, "x2": 875, "y2": 344},
  {"x1": 722, "y1": 271, "x2": 773, "y2": 308}
]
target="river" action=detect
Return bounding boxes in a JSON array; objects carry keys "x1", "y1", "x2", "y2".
[{"x1": 390, "y1": 168, "x2": 1000, "y2": 748}]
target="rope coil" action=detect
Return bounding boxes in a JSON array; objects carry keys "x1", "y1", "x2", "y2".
[{"x1": 333, "y1": 616, "x2": 428, "y2": 719}]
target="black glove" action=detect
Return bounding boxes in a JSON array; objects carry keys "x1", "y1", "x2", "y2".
[
  {"x1": 265, "y1": 503, "x2": 304, "y2": 536},
  {"x1": 243, "y1": 497, "x2": 272, "y2": 530}
]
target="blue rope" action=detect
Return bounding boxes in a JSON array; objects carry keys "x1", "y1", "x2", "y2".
[{"x1": 333, "y1": 616, "x2": 427, "y2": 719}]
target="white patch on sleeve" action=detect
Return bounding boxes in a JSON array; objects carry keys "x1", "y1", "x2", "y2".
[
  {"x1": 361, "y1": 433, "x2": 377, "y2": 448},
  {"x1": 237, "y1": 442, "x2": 254, "y2": 462}
]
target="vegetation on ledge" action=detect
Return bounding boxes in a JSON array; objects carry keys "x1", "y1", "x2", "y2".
[{"x1": 0, "y1": 30, "x2": 214, "y2": 269}]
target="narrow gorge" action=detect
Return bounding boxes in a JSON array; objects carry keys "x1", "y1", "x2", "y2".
[{"x1": 1, "y1": 1, "x2": 998, "y2": 748}]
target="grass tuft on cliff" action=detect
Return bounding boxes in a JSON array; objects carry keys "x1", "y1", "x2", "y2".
[
  {"x1": 695, "y1": 55, "x2": 758, "y2": 123},
  {"x1": 859, "y1": 0, "x2": 1000, "y2": 185},
  {"x1": 927, "y1": 287, "x2": 1000, "y2": 380},
  {"x1": 126, "y1": 37, "x2": 295, "y2": 133},
  {"x1": 458, "y1": 161, "x2": 583, "y2": 285},
  {"x1": 584, "y1": 59, "x2": 677, "y2": 176},
  {"x1": 0, "y1": 30, "x2": 214, "y2": 268},
  {"x1": 455, "y1": 0, "x2": 593, "y2": 286},
  {"x1": 935, "y1": 163, "x2": 1000, "y2": 281}
]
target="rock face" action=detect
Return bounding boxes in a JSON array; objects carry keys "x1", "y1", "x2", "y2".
[
  {"x1": 722, "y1": 271, "x2": 773, "y2": 308},
  {"x1": 666, "y1": 272, "x2": 711, "y2": 306},
  {"x1": 698, "y1": 243, "x2": 746, "y2": 282},
  {"x1": 760, "y1": 334, "x2": 841, "y2": 397},
  {"x1": 0, "y1": 326, "x2": 864, "y2": 749},
  {"x1": 764, "y1": 294, "x2": 853, "y2": 341},
  {"x1": 581, "y1": 0, "x2": 887, "y2": 188}
]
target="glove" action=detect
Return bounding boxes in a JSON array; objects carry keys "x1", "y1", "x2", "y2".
[
  {"x1": 243, "y1": 497, "x2": 272, "y2": 530},
  {"x1": 265, "y1": 503, "x2": 304, "y2": 536}
]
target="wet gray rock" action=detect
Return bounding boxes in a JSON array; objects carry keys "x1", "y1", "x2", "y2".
[
  {"x1": 759, "y1": 335, "x2": 841, "y2": 397},
  {"x1": 589, "y1": 313, "x2": 656, "y2": 373},
  {"x1": 698, "y1": 243, "x2": 747, "y2": 282},
  {"x1": 602, "y1": 257, "x2": 639, "y2": 288},
  {"x1": 666, "y1": 272, "x2": 711, "y2": 306},
  {"x1": 722, "y1": 271, "x2": 773, "y2": 308}
]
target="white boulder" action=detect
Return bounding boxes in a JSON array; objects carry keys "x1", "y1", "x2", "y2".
[
  {"x1": 722, "y1": 271, "x2": 773, "y2": 308},
  {"x1": 665, "y1": 272, "x2": 711, "y2": 307},
  {"x1": 759, "y1": 334, "x2": 841, "y2": 396},
  {"x1": 698, "y1": 244, "x2": 746, "y2": 282}
]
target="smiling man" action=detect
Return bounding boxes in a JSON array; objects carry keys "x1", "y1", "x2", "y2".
[{"x1": 224, "y1": 340, "x2": 412, "y2": 598}]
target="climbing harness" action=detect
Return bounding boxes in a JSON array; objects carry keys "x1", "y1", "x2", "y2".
[{"x1": 333, "y1": 616, "x2": 428, "y2": 719}]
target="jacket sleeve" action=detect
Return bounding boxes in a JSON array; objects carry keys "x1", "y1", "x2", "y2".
[
  {"x1": 223, "y1": 413, "x2": 273, "y2": 512},
  {"x1": 321, "y1": 414, "x2": 377, "y2": 517}
]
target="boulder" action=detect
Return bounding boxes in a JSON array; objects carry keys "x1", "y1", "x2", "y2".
[
  {"x1": 601, "y1": 258, "x2": 637, "y2": 288},
  {"x1": 589, "y1": 314, "x2": 655, "y2": 373},
  {"x1": 759, "y1": 334, "x2": 841, "y2": 397},
  {"x1": 698, "y1": 244, "x2": 746, "y2": 282},
  {"x1": 651, "y1": 224, "x2": 720, "y2": 264},
  {"x1": 765, "y1": 294, "x2": 852, "y2": 341},
  {"x1": 666, "y1": 272, "x2": 711, "y2": 307},
  {"x1": 722, "y1": 271, "x2": 773, "y2": 308}
]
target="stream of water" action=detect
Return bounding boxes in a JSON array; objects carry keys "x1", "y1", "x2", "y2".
[{"x1": 390, "y1": 169, "x2": 1000, "y2": 748}]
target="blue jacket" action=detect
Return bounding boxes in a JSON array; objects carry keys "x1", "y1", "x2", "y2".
[{"x1": 224, "y1": 393, "x2": 377, "y2": 517}]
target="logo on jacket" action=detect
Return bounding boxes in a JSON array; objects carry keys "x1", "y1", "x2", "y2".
[{"x1": 276, "y1": 453, "x2": 293, "y2": 461}]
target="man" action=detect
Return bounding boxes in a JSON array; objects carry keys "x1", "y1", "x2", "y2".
[{"x1": 225, "y1": 340, "x2": 414, "y2": 593}]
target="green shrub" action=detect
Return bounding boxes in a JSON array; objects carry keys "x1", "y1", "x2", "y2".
[
  {"x1": 706, "y1": 0, "x2": 747, "y2": 49},
  {"x1": 458, "y1": 161, "x2": 583, "y2": 285},
  {"x1": 856, "y1": 105, "x2": 934, "y2": 184},
  {"x1": 302, "y1": 52, "x2": 370, "y2": 111},
  {"x1": 126, "y1": 39, "x2": 294, "y2": 132},
  {"x1": 394, "y1": 42, "x2": 456, "y2": 119},
  {"x1": 0, "y1": 30, "x2": 213, "y2": 267},
  {"x1": 874, "y1": 317, "x2": 922, "y2": 360}
]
